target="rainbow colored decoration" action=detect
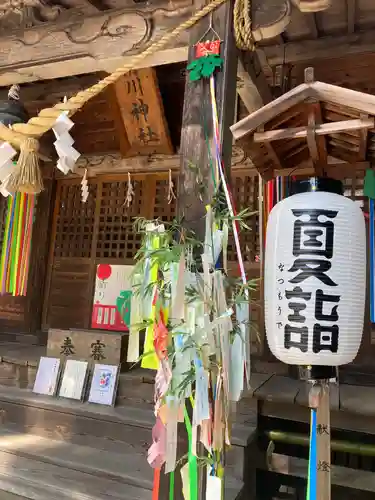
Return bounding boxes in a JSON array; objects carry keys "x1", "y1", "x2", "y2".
[{"x1": 0, "y1": 192, "x2": 35, "y2": 296}]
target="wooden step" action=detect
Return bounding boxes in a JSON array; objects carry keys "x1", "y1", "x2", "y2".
[
  {"x1": 0, "y1": 386, "x2": 154, "y2": 453},
  {"x1": 0, "y1": 427, "x2": 153, "y2": 490},
  {"x1": 0, "y1": 449, "x2": 151, "y2": 500}
]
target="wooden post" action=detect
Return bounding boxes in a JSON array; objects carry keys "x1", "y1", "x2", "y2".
[
  {"x1": 178, "y1": 0, "x2": 238, "y2": 241},
  {"x1": 309, "y1": 381, "x2": 331, "y2": 500},
  {"x1": 174, "y1": 1, "x2": 238, "y2": 500},
  {"x1": 316, "y1": 382, "x2": 331, "y2": 500}
]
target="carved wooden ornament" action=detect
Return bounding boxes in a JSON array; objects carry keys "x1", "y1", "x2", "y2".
[
  {"x1": 292, "y1": 0, "x2": 331, "y2": 12},
  {"x1": 251, "y1": 0, "x2": 292, "y2": 42}
]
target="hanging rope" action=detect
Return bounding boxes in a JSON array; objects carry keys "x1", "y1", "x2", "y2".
[{"x1": 233, "y1": 0, "x2": 254, "y2": 51}]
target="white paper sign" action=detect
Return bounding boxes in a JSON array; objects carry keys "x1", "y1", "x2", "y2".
[
  {"x1": 88, "y1": 364, "x2": 119, "y2": 406},
  {"x1": 33, "y1": 357, "x2": 61, "y2": 396},
  {"x1": 59, "y1": 360, "x2": 88, "y2": 400}
]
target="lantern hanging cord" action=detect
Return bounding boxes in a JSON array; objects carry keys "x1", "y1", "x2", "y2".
[{"x1": 0, "y1": 0, "x2": 255, "y2": 155}]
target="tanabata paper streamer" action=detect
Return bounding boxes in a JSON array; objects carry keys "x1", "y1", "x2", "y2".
[
  {"x1": 0, "y1": 192, "x2": 35, "y2": 296},
  {"x1": 141, "y1": 224, "x2": 164, "y2": 370},
  {"x1": 128, "y1": 67, "x2": 252, "y2": 500}
]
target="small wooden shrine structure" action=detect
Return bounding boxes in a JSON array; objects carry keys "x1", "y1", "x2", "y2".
[{"x1": 231, "y1": 69, "x2": 375, "y2": 498}]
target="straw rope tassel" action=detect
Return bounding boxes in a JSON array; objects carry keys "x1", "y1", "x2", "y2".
[{"x1": 7, "y1": 138, "x2": 43, "y2": 194}]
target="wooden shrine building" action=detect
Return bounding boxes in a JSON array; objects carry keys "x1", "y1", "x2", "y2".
[{"x1": 0, "y1": 0, "x2": 375, "y2": 499}]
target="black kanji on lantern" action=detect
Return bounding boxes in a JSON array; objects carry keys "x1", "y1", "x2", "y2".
[
  {"x1": 60, "y1": 337, "x2": 75, "y2": 356},
  {"x1": 292, "y1": 208, "x2": 337, "y2": 259},
  {"x1": 313, "y1": 324, "x2": 339, "y2": 353},
  {"x1": 91, "y1": 339, "x2": 106, "y2": 361},
  {"x1": 284, "y1": 206, "x2": 341, "y2": 354},
  {"x1": 315, "y1": 289, "x2": 340, "y2": 322},
  {"x1": 288, "y1": 259, "x2": 337, "y2": 287}
]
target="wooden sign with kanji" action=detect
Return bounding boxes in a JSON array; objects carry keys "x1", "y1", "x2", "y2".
[{"x1": 113, "y1": 68, "x2": 173, "y2": 155}]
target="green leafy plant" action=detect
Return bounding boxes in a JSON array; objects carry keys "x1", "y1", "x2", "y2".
[{"x1": 187, "y1": 54, "x2": 224, "y2": 81}]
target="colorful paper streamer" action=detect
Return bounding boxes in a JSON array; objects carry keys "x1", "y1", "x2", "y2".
[{"x1": 0, "y1": 192, "x2": 35, "y2": 296}]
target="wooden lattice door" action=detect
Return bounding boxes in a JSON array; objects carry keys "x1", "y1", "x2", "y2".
[{"x1": 43, "y1": 173, "x2": 177, "y2": 331}]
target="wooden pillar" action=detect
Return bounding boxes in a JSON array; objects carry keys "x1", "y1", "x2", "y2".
[
  {"x1": 25, "y1": 163, "x2": 55, "y2": 340},
  {"x1": 178, "y1": 0, "x2": 238, "y2": 241},
  {"x1": 172, "y1": 1, "x2": 238, "y2": 500}
]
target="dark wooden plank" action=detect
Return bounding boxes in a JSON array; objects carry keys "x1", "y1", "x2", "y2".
[
  {"x1": 261, "y1": 400, "x2": 375, "y2": 435},
  {"x1": 269, "y1": 453, "x2": 375, "y2": 493},
  {"x1": 340, "y1": 383, "x2": 375, "y2": 416},
  {"x1": 254, "y1": 375, "x2": 302, "y2": 404},
  {"x1": 245, "y1": 372, "x2": 275, "y2": 397}
]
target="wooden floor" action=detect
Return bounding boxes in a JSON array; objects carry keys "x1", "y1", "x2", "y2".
[{"x1": 0, "y1": 341, "x2": 256, "y2": 499}]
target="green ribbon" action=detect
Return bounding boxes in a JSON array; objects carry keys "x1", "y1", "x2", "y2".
[
  {"x1": 169, "y1": 471, "x2": 175, "y2": 500},
  {"x1": 184, "y1": 405, "x2": 198, "y2": 500}
]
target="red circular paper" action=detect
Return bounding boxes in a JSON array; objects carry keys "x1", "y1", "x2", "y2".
[{"x1": 97, "y1": 264, "x2": 112, "y2": 281}]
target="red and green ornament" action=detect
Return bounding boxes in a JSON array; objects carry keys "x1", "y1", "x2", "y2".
[{"x1": 187, "y1": 40, "x2": 223, "y2": 81}]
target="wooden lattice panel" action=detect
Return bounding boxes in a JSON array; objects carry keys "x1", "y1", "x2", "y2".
[
  {"x1": 228, "y1": 172, "x2": 259, "y2": 263},
  {"x1": 343, "y1": 175, "x2": 366, "y2": 211},
  {"x1": 96, "y1": 179, "x2": 144, "y2": 260},
  {"x1": 54, "y1": 182, "x2": 97, "y2": 258},
  {"x1": 153, "y1": 177, "x2": 177, "y2": 223}
]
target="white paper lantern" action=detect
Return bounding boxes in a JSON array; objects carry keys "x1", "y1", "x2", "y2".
[{"x1": 265, "y1": 188, "x2": 366, "y2": 366}]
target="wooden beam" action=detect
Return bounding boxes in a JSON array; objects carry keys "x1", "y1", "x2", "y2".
[
  {"x1": 0, "y1": 2, "x2": 193, "y2": 86},
  {"x1": 358, "y1": 113, "x2": 369, "y2": 161},
  {"x1": 293, "y1": 0, "x2": 331, "y2": 12},
  {"x1": 231, "y1": 83, "x2": 313, "y2": 141},
  {"x1": 257, "y1": 126, "x2": 279, "y2": 177},
  {"x1": 347, "y1": 0, "x2": 356, "y2": 34},
  {"x1": 112, "y1": 68, "x2": 173, "y2": 156},
  {"x1": 314, "y1": 81, "x2": 375, "y2": 115},
  {"x1": 262, "y1": 30, "x2": 375, "y2": 66},
  {"x1": 306, "y1": 12, "x2": 319, "y2": 38},
  {"x1": 310, "y1": 101, "x2": 327, "y2": 175},
  {"x1": 306, "y1": 108, "x2": 321, "y2": 173},
  {"x1": 253, "y1": 118, "x2": 375, "y2": 143},
  {"x1": 237, "y1": 51, "x2": 273, "y2": 113}
]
